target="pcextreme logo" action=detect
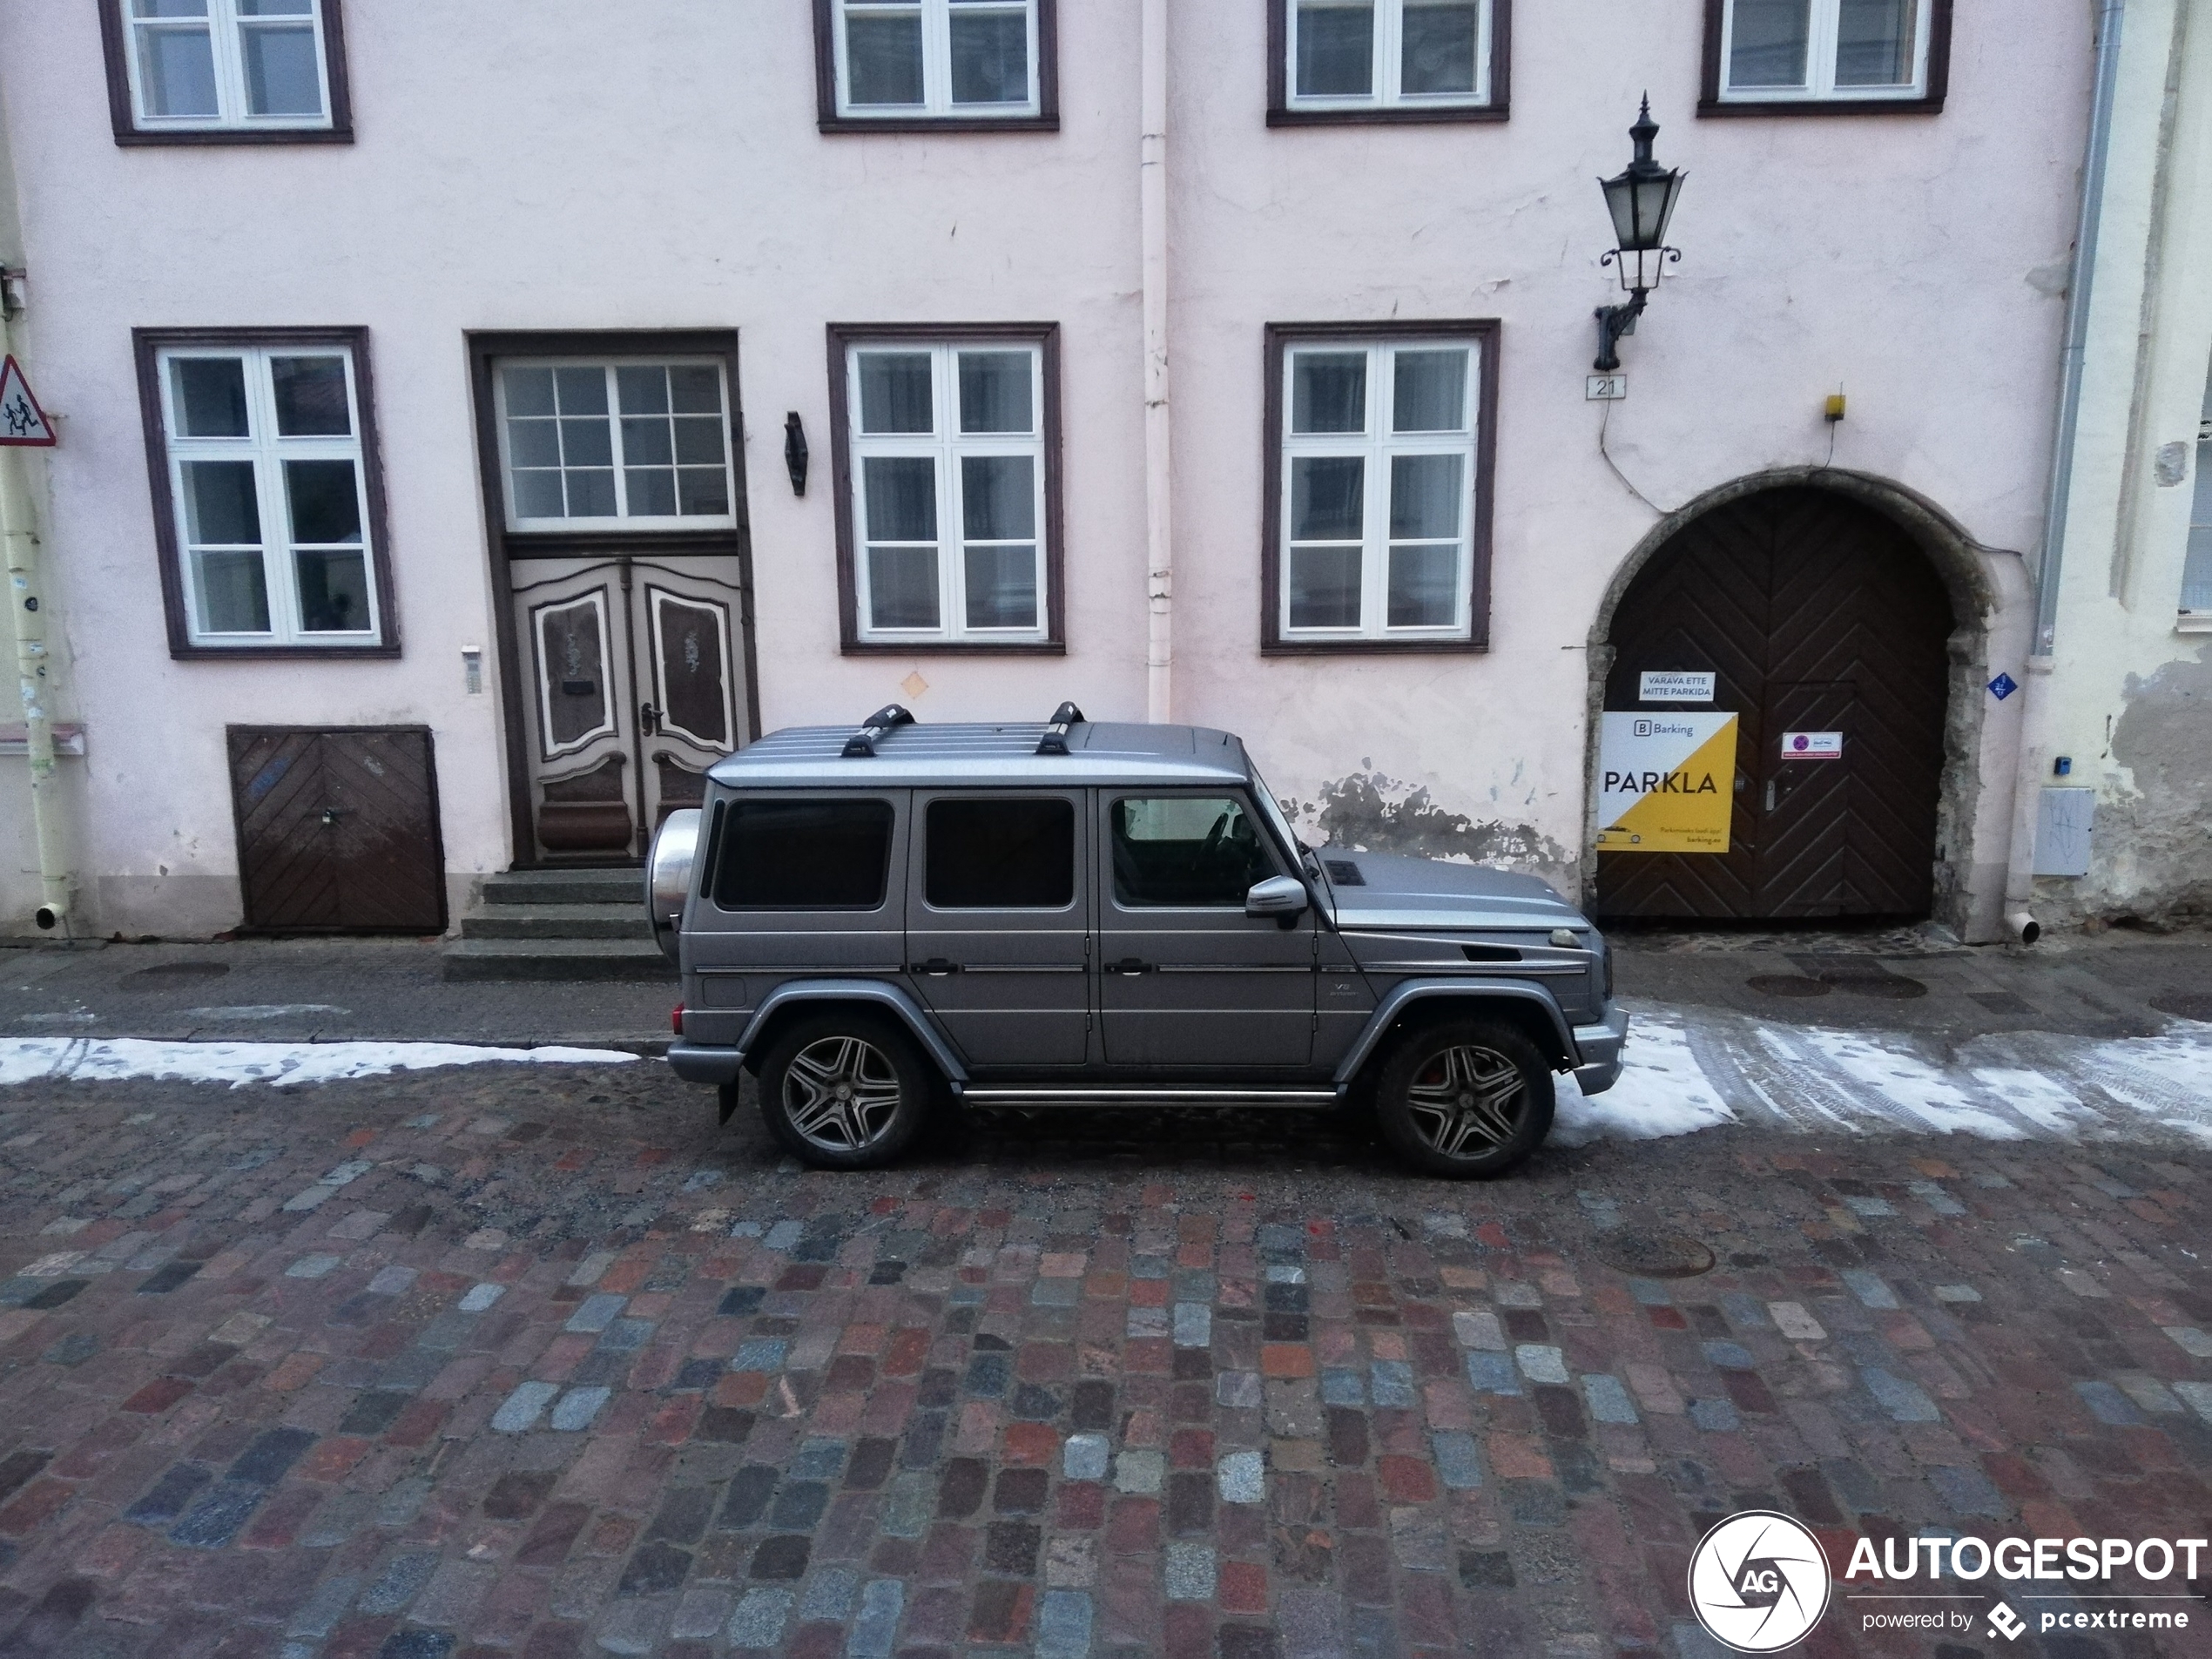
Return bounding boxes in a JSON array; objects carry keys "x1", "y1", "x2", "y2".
[{"x1": 1687, "y1": 1512, "x2": 1831, "y2": 1652}]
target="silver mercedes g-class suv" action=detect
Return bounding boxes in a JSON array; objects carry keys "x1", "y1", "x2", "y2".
[{"x1": 649, "y1": 705, "x2": 1627, "y2": 1178}]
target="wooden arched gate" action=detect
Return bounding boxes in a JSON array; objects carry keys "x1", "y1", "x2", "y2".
[{"x1": 1595, "y1": 487, "x2": 1952, "y2": 921}]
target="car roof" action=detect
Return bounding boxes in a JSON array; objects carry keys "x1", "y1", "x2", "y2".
[{"x1": 706, "y1": 718, "x2": 1256, "y2": 790}]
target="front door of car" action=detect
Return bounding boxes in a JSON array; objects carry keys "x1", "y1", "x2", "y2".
[
  {"x1": 903, "y1": 791, "x2": 1092, "y2": 1069},
  {"x1": 1096, "y1": 791, "x2": 1315, "y2": 1069}
]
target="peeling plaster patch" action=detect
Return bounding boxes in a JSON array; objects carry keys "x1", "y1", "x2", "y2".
[
  {"x1": 1291, "y1": 772, "x2": 1572, "y2": 885},
  {"x1": 2074, "y1": 641, "x2": 2212, "y2": 924}
]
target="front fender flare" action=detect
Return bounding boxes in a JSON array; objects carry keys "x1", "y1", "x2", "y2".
[
  {"x1": 677, "y1": 980, "x2": 969, "y2": 1085},
  {"x1": 1334, "y1": 978, "x2": 1580, "y2": 1084}
]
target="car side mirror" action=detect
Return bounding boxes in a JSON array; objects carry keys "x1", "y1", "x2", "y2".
[{"x1": 1244, "y1": 874, "x2": 1310, "y2": 927}]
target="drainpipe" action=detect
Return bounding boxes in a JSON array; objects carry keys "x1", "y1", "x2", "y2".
[
  {"x1": 2001, "y1": 0, "x2": 2126, "y2": 945},
  {"x1": 0, "y1": 278, "x2": 72, "y2": 933},
  {"x1": 1141, "y1": 0, "x2": 1173, "y2": 723}
]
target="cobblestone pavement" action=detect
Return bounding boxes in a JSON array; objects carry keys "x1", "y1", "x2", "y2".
[{"x1": 0, "y1": 1053, "x2": 2209, "y2": 1658}]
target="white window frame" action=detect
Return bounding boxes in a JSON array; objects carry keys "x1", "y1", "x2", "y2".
[
  {"x1": 121, "y1": 0, "x2": 335, "y2": 132},
  {"x1": 1278, "y1": 340, "x2": 1480, "y2": 644},
  {"x1": 1286, "y1": 0, "x2": 1495, "y2": 111},
  {"x1": 2182, "y1": 397, "x2": 2212, "y2": 630},
  {"x1": 847, "y1": 341, "x2": 1049, "y2": 646},
  {"x1": 833, "y1": 0, "x2": 1042, "y2": 119},
  {"x1": 157, "y1": 344, "x2": 380, "y2": 648},
  {"x1": 1717, "y1": 0, "x2": 1932, "y2": 103},
  {"x1": 492, "y1": 358, "x2": 738, "y2": 536}
]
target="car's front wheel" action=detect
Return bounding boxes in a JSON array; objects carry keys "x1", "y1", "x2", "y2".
[
  {"x1": 1372, "y1": 1018, "x2": 1554, "y2": 1178},
  {"x1": 755, "y1": 1015, "x2": 933, "y2": 1170}
]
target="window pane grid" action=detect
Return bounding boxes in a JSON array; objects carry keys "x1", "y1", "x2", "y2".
[
  {"x1": 1280, "y1": 342, "x2": 1476, "y2": 641},
  {"x1": 2185, "y1": 392, "x2": 2212, "y2": 616},
  {"x1": 125, "y1": 0, "x2": 332, "y2": 129},
  {"x1": 849, "y1": 343, "x2": 1048, "y2": 644},
  {"x1": 1720, "y1": 0, "x2": 1928, "y2": 99},
  {"x1": 498, "y1": 360, "x2": 735, "y2": 532},
  {"x1": 158, "y1": 345, "x2": 376, "y2": 645},
  {"x1": 1287, "y1": 0, "x2": 1493, "y2": 110},
  {"x1": 837, "y1": 0, "x2": 1040, "y2": 117}
]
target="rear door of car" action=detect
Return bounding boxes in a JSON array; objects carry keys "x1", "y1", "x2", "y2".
[
  {"x1": 1095, "y1": 789, "x2": 1315, "y2": 1069},
  {"x1": 902, "y1": 790, "x2": 1092, "y2": 1069}
]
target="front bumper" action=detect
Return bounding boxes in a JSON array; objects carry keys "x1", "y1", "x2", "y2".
[
  {"x1": 666, "y1": 1040, "x2": 746, "y2": 1086},
  {"x1": 1569, "y1": 1001, "x2": 1630, "y2": 1096}
]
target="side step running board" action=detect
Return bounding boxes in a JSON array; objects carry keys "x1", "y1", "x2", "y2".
[{"x1": 957, "y1": 1086, "x2": 1343, "y2": 1108}]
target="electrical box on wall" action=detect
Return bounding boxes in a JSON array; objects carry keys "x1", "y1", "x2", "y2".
[{"x1": 2032, "y1": 786, "x2": 2094, "y2": 877}]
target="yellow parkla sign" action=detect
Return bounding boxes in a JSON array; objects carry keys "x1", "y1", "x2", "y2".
[{"x1": 1594, "y1": 712, "x2": 1737, "y2": 853}]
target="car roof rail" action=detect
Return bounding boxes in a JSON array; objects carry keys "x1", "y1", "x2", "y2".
[
  {"x1": 841, "y1": 704, "x2": 915, "y2": 758},
  {"x1": 1035, "y1": 702, "x2": 1087, "y2": 755}
]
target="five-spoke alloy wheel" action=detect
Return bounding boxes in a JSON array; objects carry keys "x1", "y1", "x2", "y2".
[
  {"x1": 1373, "y1": 1018, "x2": 1554, "y2": 1177},
  {"x1": 757, "y1": 1015, "x2": 932, "y2": 1170}
]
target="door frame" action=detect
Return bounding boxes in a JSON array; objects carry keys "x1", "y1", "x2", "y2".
[
  {"x1": 1582, "y1": 468, "x2": 2000, "y2": 936},
  {"x1": 467, "y1": 329, "x2": 764, "y2": 869},
  {"x1": 226, "y1": 723, "x2": 449, "y2": 934}
]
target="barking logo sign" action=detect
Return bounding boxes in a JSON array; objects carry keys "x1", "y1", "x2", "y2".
[{"x1": 1688, "y1": 1512, "x2": 1831, "y2": 1651}]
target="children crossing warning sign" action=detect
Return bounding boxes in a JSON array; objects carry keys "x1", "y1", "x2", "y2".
[
  {"x1": 1595, "y1": 711, "x2": 1738, "y2": 853},
  {"x1": 0, "y1": 357, "x2": 55, "y2": 447}
]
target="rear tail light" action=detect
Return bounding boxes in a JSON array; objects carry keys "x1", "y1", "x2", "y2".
[{"x1": 671, "y1": 1002, "x2": 685, "y2": 1036}]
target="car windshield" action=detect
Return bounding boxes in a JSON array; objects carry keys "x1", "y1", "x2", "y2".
[{"x1": 1244, "y1": 761, "x2": 1310, "y2": 868}]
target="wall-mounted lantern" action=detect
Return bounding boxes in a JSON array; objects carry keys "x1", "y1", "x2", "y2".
[
  {"x1": 1593, "y1": 96, "x2": 1686, "y2": 373},
  {"x1": 784, "y1": 411, "x2": 809, "y2": 496}
]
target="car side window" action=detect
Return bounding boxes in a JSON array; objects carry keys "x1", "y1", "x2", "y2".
[
  {"x1": 715, "y1": 798, "x2": 894, "y2": 910},
  {"x1": 925, "y1": 797, "x2": 1075, "y2": 908},
  {"x1": 1110, "y1": 796, "x2": 1279, "y2": 907}
]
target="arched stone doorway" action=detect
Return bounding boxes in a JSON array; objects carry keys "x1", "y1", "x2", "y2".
[{"x1": 1588, "y1": 474, "x2": 1992, "y2": 923}]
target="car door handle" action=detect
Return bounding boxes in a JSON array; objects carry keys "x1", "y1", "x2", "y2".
[
  {"x1": 910, "y1": 958, "x2": 961, "y2": 975},
  {"x1": 1106, "y1": 958, "x2": 1152, "y2": 975}
]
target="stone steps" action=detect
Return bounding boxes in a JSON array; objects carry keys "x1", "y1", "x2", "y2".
[{"x1": 442, "y1": 867, "x2": 674, "y2": 981}]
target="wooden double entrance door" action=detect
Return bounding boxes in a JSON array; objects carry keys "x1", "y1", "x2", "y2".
[
  {"x1": 509, "y1": 554, "x2": 750, "y2": 862},
  {"x1": 1595, "y1": 487, "x2": 1954, "y2": 921}
]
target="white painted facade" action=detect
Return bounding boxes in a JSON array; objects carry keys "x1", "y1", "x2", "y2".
[
  {"x1": 2010, "y1": 0, "x2": 2212, "y2": 929},
  {"x1": 0, "y1": 3, "x2": 2115, "y2": 941}
]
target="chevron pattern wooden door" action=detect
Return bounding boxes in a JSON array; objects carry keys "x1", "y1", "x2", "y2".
[
  {"x1": 1595, "y1": 489, "x2": 1952, "y2": 920},
  {"x1": 229, "y1": 726, "x2": 448, "y2": 933}
]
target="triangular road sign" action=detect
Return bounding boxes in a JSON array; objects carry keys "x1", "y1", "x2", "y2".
[{"x1": 0, "y1": 356, "x2": 55, "y2": 447}]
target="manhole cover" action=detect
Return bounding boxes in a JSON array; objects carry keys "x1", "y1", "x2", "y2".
[
  {"x1": 121, "y1": 961, "x2": 231, "y2": 986},
  {"x1": 2151, "y1": 991, "x2": 2212, "y2": 1022},
  {"x1": 1826, "y1": 972, "x2": 1927, "y2": 1000},
  {"x1": 1598, "y1": 1230, "x2": 1715, "y2": 1278},
  {"x1": 1748, "y1": 975, "x2": 1830, "y2": 998}
]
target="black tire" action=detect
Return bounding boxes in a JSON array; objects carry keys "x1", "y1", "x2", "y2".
[
  {"x1": 755, "y1": 1014, "x2": 934, "y2": 1170},
  {"x1": 1372, "y1": 1017, "x2": 1554, "y2": 1178}
]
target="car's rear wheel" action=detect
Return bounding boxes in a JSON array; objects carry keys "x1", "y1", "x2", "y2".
[
  {"x1": 756, "y1": 1015, "x2": 933, "y2": 1170},
  {"x1": 1372, "y1": 1018, "x2": 1554, "y2": 1178}
]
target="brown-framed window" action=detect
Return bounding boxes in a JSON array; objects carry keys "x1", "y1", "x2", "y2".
[
  {"x1": 1261, "y1": 321, "x2": 1499, "y2": 655},
  {"x1": 1699, "y1": 0, "x2": 1951, "y2": 116},
  {"x1": 812, "y1": 0, "x2": 1059, "y2": 133},
  {"x1": 827, "y1": 324, "x2": 1065, "y2": 654},
  {"x1": 132, "y1": 327, "x2": 396, "y2": 658},
  {"x1": 98, "y1": 0, "x2": 354, "y2": 146},
  {"x1": 1269, "y1": 0, "x2": 1509, "y2": 126}
]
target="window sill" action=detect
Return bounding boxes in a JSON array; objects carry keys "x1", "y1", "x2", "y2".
[
  {"x1": 1268, "y1": 104, "x2": 1507, "y2": 127},
  {"x1": 819, "y1": 114, "x2": 1058, "y2": 135},
  {"x1": 2175, "y1": 614, "x2": 2212, "y2": 634},
  {"x1": 171, "y1": 640, "x2": 400, "y2": 661},
  {"x1": 117, "y1": 125, "x2": 353, "y2": 146},
  {"x1": 1698, "y1": 94, "x2": 1941, "y2": 118},
  {"x1": 842, "y1": 639, "x2": 1064, "y2": 656},
  {"x1": 1262, "y1": 637, "x2": 1487, "y2": 656}
]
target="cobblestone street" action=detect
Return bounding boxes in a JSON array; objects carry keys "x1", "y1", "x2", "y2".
[{"x1": 0, "y1": 1007, "x2": 2209, "y2": 1659}]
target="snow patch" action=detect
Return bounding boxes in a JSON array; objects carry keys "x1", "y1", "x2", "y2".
[
  {"x1": 0, "y1": 1037, "x2": 637, "y2": 1089},
  {"x1": 1554, "y1": 1019, "x2": 1735, "y2": 1145}
]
